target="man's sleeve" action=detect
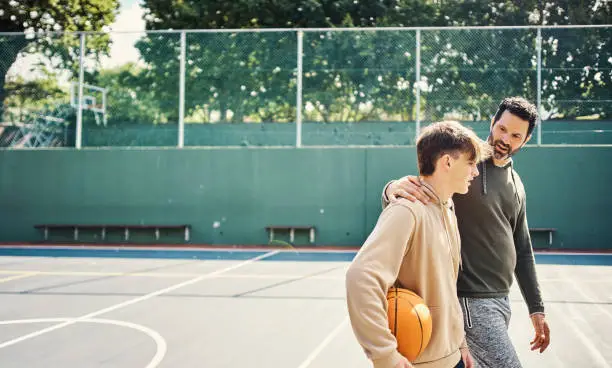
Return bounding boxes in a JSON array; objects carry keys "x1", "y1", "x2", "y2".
[
  {"x1": 345, "y1": 203, "x2": 415, "y2": 368},
  {"x1": 380, "y1": 180, "x2": 395, "y2": 210},
  {"x1": 513, "y1": 196, "x2": 545, "y2": 315}
]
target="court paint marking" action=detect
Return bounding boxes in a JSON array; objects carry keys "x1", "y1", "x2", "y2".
[
  {"x1": 296, "y1": 316, "x2": 349, "y2": 368},
  {"x1": 0, "y1": 318, "x2": 166, "y2": 368},
  {"x1": 0, "y1": 273, "x2": 38, "y2": 283},
  {"x1": 0, "y1": 250, "x2": 279, "y2": 350},
  {"x1": 560, "y1": 272, "x2": 611, "y2": 367},
  {"x1": 0, "y1": 270, "x2": 345, "y2": 280}
]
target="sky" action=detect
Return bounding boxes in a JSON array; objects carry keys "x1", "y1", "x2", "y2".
[
  {"x1": 102, "y1": 0, "x2": 146, "y2": 68},
  {"x1": 7, "y1": 0, "x2": 146, "y2": 84}
]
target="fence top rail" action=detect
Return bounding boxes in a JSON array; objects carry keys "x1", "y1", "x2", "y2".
[{"x1": 0, "y1": 24, "x2": 610, "y2": 36}]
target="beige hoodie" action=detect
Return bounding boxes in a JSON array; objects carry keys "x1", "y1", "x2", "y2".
[{"x1": 346, "y1": 182, "x2": 466, "y2": 368}]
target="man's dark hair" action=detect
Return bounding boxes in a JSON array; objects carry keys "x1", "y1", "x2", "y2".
[{"x1": 493, "y1": 97, "x2": 538, "y2": 138}]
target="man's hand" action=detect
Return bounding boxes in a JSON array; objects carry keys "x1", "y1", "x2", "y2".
[
  {"x1": 460, "y1": 347, "x2": 474, "y2": 368},
  {"x1": 530, "y1": 313, "x2": 550, "y2": 353},
  {"x1": 395, "y1": 356, "x2": 414, "y2": 368},
  {"x1": 385, "y1": 176, "x2": 434, "y2": 204}
]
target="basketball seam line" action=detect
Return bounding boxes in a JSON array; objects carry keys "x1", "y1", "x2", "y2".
[
  {"x1": 394, "y1": 287, "x2": 398, "y2": 337},
  {"x1": 404, "y1": 297, "x2": 425, "y2": 358}
]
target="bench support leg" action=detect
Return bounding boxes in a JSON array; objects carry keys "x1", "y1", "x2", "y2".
[
  {"x1": 74, "y1": 227, "x2": 78, "y2": 241},
  {"x1": 269, "y1": 229, "x2": 274, "y2": 242},
  {"x1": 185, "y1": 227, "x2": 190, "y2": 242},
  {"x1": 290, "y1": 229, "x2": 295, "y2": 243},
  {"x1": 155, "y1": 228, "x2": 160, "y2": 241},
  {"x1": 124, "y1": 228, "x2": 129, "y2": 241},
  {"x1": 309, "y1": 228, "x2": 315, "y2": 243},
  {"x1": 44, "y1": 227, "x2": 49, "y2": 241},
  {"x1": 549, "y1": 232, "x2": 553, "y2": 246}
]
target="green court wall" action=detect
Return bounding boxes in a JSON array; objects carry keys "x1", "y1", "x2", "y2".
[
  {"x1": 0, "y1": 146, "x2": 610, "y2": 250},
  {"x1": 81, "y1": 120, "x2": 612, "y2": 147}
]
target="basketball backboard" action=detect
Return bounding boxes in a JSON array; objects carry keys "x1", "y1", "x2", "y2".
[{"x1": 70, "y1": 82, "x2": 108, "y2": 126}]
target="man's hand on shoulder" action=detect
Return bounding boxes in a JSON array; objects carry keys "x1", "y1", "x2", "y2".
[{"x1": 386, "y1": 176, "x2": 434, "y2": 205}]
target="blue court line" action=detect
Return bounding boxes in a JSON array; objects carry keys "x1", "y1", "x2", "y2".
[
  {"x1": 534, "y1": 253, "x2": 612, "y2": 266},
  {"x1": 0, "y1": 247, "x2": 357, "y2": 262},
  {"x1": 0, "y1": 247, "x2": 610, "y2": 265}
]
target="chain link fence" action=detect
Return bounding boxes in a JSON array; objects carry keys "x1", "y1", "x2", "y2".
[{"x1": 0, "y1": 26, "x2": 610, "y2": 148}]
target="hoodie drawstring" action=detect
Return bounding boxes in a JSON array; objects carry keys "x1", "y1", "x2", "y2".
[
  {"x1": 481, "y1": 161, "x2": 487, "y2": 195},
  {"x1": 481, "y1": 159, "x2": 520, "y2": 203}
]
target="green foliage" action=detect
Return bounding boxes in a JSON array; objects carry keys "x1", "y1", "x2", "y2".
[
  {"x1": 95, "y1": 63, "x2": 170, "y2": 124},
  {"x1": 4, "y1": 69, "x2": 65, "y2": 122},
  {"x1": 0, "y1": 0, "x2": 120, "y2": 119},
  {"x1": 4, "y1": 0, "x2": 610, "y2": 127}
]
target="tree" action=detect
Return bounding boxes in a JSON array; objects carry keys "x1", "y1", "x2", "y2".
[
  {"x1": 129, "y1": 0, "x2": 611, "y2": 124},
  {"x1": 538, "y1": 0, "x2": 612, "y2": 119},
  {"x1": 93, "y1": 63, "x2": 169, "y2": 124},
  {"x1": 4, "y1": 69, "x2": 64, "y2": 122},
  {"x1": 138, "y1": 0, "x2": 446, "y2": 123},
  {"x1": 0, "y1": 0, "x2": 120, "y2": 119},
  {"x1": 417, "y1": 1, "x2": 539, "y2": 121}
]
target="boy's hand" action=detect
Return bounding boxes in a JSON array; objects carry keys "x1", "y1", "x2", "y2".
[
  {"x1": 460, "y1": 347, "x2": 474, "y2": 368},
  {"x1": 395, "y1": 356, "x2": 414, "y2": 368}
]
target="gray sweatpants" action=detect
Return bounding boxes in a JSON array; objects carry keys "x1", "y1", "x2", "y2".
[{"x1": 459, "y1": 296, "x2": 522, "y2": 368}]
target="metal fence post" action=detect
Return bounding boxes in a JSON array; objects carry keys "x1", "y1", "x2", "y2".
[
  {"x1": 178, "y1": 31, "x2": 186, "y2": 148},
  {"x1": 537, "y1": 27, "x2": 542, "y2": 145},
  {"x1": 75, "y1": 33, "x2": 85, "y2": 149},
  {"x1": 415, "y1": 29, "x2": 421, "y2": 142},
  {"x1": 296, "y1": 30, "x2": 304, "y2": 148}
]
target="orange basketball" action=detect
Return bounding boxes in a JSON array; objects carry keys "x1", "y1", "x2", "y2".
[{"x1": 386, "y1": 287, "x2": 433, "y2": 361}]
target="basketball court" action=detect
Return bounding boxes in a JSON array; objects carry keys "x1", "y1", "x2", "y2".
[{"x1": 0, "y1": 246, "x2": 610, "y2": 368}]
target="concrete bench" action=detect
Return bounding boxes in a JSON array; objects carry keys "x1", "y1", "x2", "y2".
[
  {"x1": 34, "y1": 224, "x2": 191, "y2": 242},
  {"x1": 530, "y1": 228, "x2": 557, "y2": 246},
  {"x1": 265, "y1": 225, "x2": 316, "y2": 244}
]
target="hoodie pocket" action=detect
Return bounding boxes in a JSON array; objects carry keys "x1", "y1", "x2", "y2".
[{"x1": 415, "y1": 305, "x2": 463, "y2": 364}]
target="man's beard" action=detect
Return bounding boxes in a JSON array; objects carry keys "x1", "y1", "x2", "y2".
[{"x1": 488, "y1": 136, "x2": 518, "y2": 160}]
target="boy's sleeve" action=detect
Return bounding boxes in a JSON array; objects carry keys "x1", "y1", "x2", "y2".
[
  {"x1": 380, "y1": 180, "x2": 395, "y2": 210},
  {"x1": 345, "y1": 203, "x2": 416, "y2": 368}
]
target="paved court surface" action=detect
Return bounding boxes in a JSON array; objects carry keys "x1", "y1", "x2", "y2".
[{"x1": 0, "y1": 247, "x2": 611, "y2": 367}]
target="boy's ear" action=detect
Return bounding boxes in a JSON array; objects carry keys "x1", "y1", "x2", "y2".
[{"x1": 441, "y1": 154, "x2": 452, "y2": 169}]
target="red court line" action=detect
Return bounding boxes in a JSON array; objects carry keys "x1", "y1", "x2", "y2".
[
  {"x1": 1, "y1": 243, "x2": 612, "y2": 255},
  {"x1": 0, "y1": 243, "x2": 362, "y2": 253}
]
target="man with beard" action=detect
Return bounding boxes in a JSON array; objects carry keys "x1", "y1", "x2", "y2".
[{"x1": 381, "y1": 97, "x2": 551, "y2": 368}]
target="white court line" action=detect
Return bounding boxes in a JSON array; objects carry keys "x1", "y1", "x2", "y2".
[
  {"x1": 561, "y1": 274, "x2": 611, "y2": 367},
  {"x1": 0, "y1": 245, "x2": 359, "y2": 253},
  {"x1": 0, "y1": 318, "x2": 166, "y2": 368},
  {"x1": 296, "y1": 316, "x2": 349, "y2": 368},
  {"x1": 0, "y1": 250, "x2": 279, "y2": 350},
  {"x1": 0, "y1": 270, "x2": 345, "y2": 280},
  {"x1": 0, "y1": 273, "x2": 37, "y2": 283},
  {"x1": 540, "y1": 278, "x2": 612, "y2": 283}
]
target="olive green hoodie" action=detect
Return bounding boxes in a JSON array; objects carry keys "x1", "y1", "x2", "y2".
[{"x1": 382, "y1": 158, "x2": 544, "y2": 315}]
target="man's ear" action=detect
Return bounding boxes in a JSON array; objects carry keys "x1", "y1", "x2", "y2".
[{"x1": 524, "y1": 133, "x2": 532, "y2": 144}]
